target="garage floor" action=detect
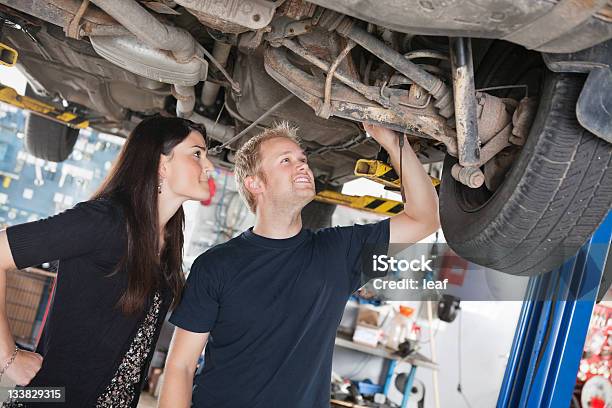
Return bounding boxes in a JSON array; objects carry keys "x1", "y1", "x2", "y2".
[{"x1": 137, "y1": 393, "x2": 157, "y2": 408}]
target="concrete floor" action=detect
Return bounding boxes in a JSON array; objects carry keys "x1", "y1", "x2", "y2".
[{"x1": 137, "y1": 392, "x2": 158, "y2": 408}]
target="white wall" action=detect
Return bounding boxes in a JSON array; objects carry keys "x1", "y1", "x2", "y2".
[{"x1": 332, "y1": 301, "x2": 523, "y2": 407}]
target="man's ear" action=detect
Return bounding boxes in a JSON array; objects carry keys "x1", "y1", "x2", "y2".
[{"x1": 244, "y1": 175, "x2": 264, "y2": 195}]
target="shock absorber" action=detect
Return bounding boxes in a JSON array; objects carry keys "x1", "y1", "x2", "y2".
[{"x1": 449, "y1": 37, "x2": 481, "y2": 168}]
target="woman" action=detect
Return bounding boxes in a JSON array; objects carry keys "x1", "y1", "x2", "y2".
[{"x1": 0, "y1": 116, "x2": 215, "y2": 407}]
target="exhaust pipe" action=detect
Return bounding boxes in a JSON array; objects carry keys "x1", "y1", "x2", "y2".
[
  {"x1": 90, "y1": 0, "x2": 195, "y2": 62},
  {"x1": 189, "y1": 112, "x2": 235, "y2": 143},
  {"x1": 89, "y1": 0, "x2": 207, "y2": 117},
  {"x1": 201, "y1": 41, "x2": 233, "y2": 107}
]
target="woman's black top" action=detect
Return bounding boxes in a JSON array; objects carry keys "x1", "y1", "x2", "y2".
[{"x1": 4, "y1": 198, "x2": 172, "y2": 407}]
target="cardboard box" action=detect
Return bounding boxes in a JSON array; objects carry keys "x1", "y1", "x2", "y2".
[
  {"x1": 352, "y1": 305, "x2": 386, "y2": 347},
  {"x1": 352, "y1": 324, "x2": 381, "y2": 347}
]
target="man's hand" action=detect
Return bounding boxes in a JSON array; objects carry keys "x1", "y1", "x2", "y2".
[
  {"x1": 362, "y1": 122, "x2": 440, "y2": 243},
  {"x1": 5, "y1": 350, "x2": 43, "y2": 386},
  {"x1": 363, "y1": 122, "x2": 398, "y2": 150}
]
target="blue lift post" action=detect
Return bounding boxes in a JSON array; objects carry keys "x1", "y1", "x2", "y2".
[{"x1": 497, "y1": 211, "x2": 612, "y2": 408}]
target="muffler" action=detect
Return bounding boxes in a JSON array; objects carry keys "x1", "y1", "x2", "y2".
[{"x1": 89, "y1": 35, "x2": 207, "y2": 87}]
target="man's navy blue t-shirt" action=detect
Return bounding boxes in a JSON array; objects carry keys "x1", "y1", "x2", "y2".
[{"x1": 169, "y1": 219, "x2": 390, "y2": 408}]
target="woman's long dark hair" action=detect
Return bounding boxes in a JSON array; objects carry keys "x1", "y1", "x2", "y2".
[{"x1": 92, "y1": 116, "x2": 207, "y2": 315}]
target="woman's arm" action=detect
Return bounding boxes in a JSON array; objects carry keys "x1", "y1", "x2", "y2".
[
  {"x1": 0, "y1": 230, "x2": 43, "y2": 385},
  {"x1": 158, "y1": 327, "x2": 209, "y2": 408}
]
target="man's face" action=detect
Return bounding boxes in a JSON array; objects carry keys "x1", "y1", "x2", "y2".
[{"x1": 255, "y1": 137, "x2": 315, "y2": 211}]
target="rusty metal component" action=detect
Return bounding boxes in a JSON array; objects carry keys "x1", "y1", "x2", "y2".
[
  {"x1": 78, "y1": 24, "x2": 129, "y2": 37},
  {"x1": 477, "y1": 122, "x2": 512, "y2": 166},
  {"x1": 386, "y1": 50, "x2": 451, "y2": 85},
  {"x1": 277, "y1": 0, "x2": 317, "y2": 20},
  {"x1": 264, "y1": 45, "x2": 458, "y2": 155},
  {"x1": 451, "y1": 164, "x2": 484, "y2": 188},
  {"x1": 142, "y1": 1, "x2": 181, "y2": 15},
  {"x1": 596, "y1": 2, "x2": 612, "y2": 22},
  {"x1": 90, "y1": 0, "x2": 196, "y2": 62},
  {"x1": 65, "y1": 0, "x2": 90, "y2": 39},
  {"x1": 267, "y1": 17, "x2": 314, "y2": 42},
  {"x1": 476, "y1": 92, "x2": 512, "y2": 144},
  {"x1": 189, "y1": 112, "x2": 236, "y2": 143},
  {"x1": 316, "y1": 9, "x2": 351, "y2": 32},
  {"x1": 174, "y1": 0, "x2": 281, "y2": 34},
  {"x1": 201, "y1": 41, "x2": 233, "y2": 107},
  {"x1": 172, "y1": 84, "x2": 195, "y2": 118},
  {"x1": 231, "y1": 48, "x2": 367, "y2": 158},
  {"x1": 319, "y1": 39, "x2": 356, "y2": 119},
  {"x1": 510, "y1": 97, "x2": 538, "y2": 146},
  {"x1": 0, "y1": 0, "x2": 130, "y2": 37},
  {"x1": 450, "y1": 37, "x2": 480, "y2": 167},
  {"x1": 405, "y1": 50, "x2": 449, "y2": 61},
  {"x1": 306, "y1": 0, "x2": 611, "y2": 54},
  {"x1": 331, "y1": 19, "x2": 454, "y2": 118},
  {"x1": 334, "y1": 102, "x2": 457, "y2": 155},
  {"x1": 477, "y1": 96, "x2": 536, "y2": 165},
  {"x1": 90, "y1": 35, "x2": 206, "y2": 86},
  {"x1": 294, "y1": 29, "x2": 360, "y2": 79},
  {"x1": 194, "y1": 48, "x2": 240, "y2": 94},
  {"x1": 238, "y1": 27, "x2": 270, "y2": 52},
  {"x1": 209, "y1": 93, "x2": 294, "y2": 154},
  {"x1": 89, "y1": 0, "x2": 211, "y2": 120},
  {"x1": 454, "y1": 96, "x2": 537, "y2": 189},
  {"x1": 280, "y1": 38, "x2": 391, "y2": 108},
  {"x1": 406, "y1": 85, "x2": 428, "y2": 107}
]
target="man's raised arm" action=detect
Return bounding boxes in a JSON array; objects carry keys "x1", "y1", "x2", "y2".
[{"x1": 363, "y1": 123, "x2": 440, "y2": 244}]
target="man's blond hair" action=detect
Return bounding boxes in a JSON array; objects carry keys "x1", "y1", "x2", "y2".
[{"x1": 234, "y1": 122, "x2": 302, "y2": 213}]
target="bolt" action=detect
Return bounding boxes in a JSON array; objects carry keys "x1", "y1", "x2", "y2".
[{"x1": 451, "y1": 164, "x2": 484, "y2": 188}]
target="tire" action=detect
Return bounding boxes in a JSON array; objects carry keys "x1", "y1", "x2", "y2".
[
  {"x1": 440, "y1": 44, "x2": 612, "y2": 276},
  {"x1": 25, "y1": 113, "x2": 79, "y2": 162}
]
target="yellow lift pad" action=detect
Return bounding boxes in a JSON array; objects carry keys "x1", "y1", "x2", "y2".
[
  {"x1": 0, "y1": 86, "x2": 89, "y2": 129},
  {"x1": 0, "y1": 42, "x2": 18, "y2": 67},
  {"x1": 314, "y1": 190, "x2": 404, "y2": 217},
  {"x1": 354, "y1": 159, "x2": 440, "y2": 188}
]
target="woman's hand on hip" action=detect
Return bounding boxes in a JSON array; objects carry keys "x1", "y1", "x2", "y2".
[{"x1": 6, "y1": 350, "x2": 43, "y2": 386}]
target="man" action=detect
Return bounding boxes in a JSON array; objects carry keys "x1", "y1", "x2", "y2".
[{"x1": 159, "y1": 122, "x2": 439, "y2": 408}]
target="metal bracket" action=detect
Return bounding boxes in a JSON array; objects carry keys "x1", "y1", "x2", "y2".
[{"x1": 266, "y1": 16, "x2": 314, "y2": 42}]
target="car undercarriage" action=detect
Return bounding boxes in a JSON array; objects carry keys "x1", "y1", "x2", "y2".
[{"x1": 0, "y1": 0, "x2": 611, "y2": 276}]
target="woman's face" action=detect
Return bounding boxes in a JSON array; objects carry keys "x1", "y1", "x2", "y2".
[{"x1": 160, "y1": 130, "x2": 215, "y2": 202}]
